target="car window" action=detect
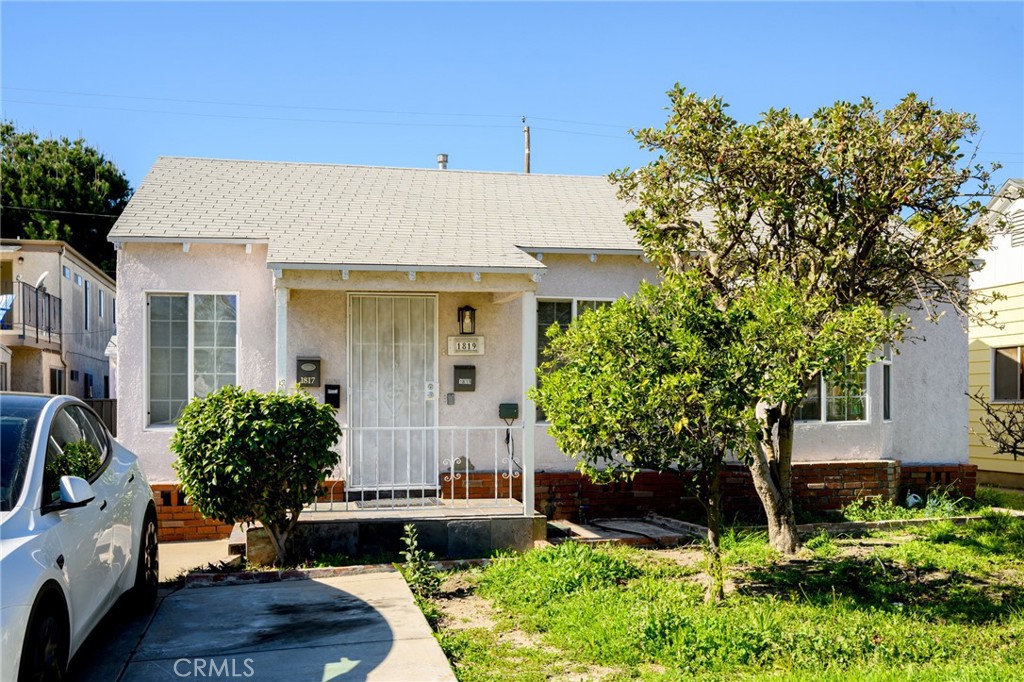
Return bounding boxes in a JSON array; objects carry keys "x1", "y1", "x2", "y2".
[
  {"x1": 1, "y1": 415, "x2": 39, "y2": 512},
  {"x1": 43, "y1": 406, "x2": 107, "y2": 502}
]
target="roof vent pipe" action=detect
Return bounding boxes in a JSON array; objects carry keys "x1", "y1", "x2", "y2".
[{"x1": 437, "y1": 153, "x2": 448, "y2": 170}]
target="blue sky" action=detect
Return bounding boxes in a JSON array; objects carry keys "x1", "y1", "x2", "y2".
[{"x1": 2, "y1": 2, "x2": 1022, "y2": 190}]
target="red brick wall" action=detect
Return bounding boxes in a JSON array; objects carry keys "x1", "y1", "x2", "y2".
[
  {"x1": 901, "y1": 464, "x2": 977, "y2": 498},
  {"x1": 151, "y1": 484, "x2": 233, "y2": 543},
  {"x1": 438, "y1": 472, "x2": 523, "y2": 501},
  {"x1": 533, "y1": 461, "x2": 977, "y2": 523}
]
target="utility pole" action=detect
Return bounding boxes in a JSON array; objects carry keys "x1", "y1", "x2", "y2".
[{"x1": 522, "y1": 116, "x2": 531, "y2": 174}]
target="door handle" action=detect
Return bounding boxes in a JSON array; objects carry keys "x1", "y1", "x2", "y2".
[{"x1": 99, "y1": 500, "x2": 108, "y2": 511}]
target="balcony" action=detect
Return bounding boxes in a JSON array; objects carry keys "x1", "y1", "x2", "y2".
[{"x1": 0, "y1": 280, "x2": 62, "y2": 346}]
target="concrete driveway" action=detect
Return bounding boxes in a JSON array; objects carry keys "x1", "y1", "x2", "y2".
[{"x1": 70, "y1": 570, "x2": 456, "y2": 682}]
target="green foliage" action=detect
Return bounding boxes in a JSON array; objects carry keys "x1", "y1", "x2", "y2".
[
  {"x1": 720, "y1": 529, "x2": 780, "y2": 567},
  {"x1": 441, "y1": 536, "x2": 1024, "y2": 680},
  {"x1": 170, "y1": 385, "x2": 342, "y2": 564},
  {"x1": 1, "y1": 121, "x2": 132, "y2": 275},
  {"x1": 531, "y1": 271, "x2": 759, "y2": 478},
  {"x1": 804, "y1": 529, "x2": 840, "y2": 559},
  {"x1": 400, "y1": 524, "x2": 440, "y2": 598},
  {"x1": 842, "y1": 486, "x2": 975, "y2": 522},
  {"x1": 976, "y1": 485, "x2": 1024, "y2": 511},
  {"x1": 43, "y1": 439, "x2": 101, "y2": 498}
]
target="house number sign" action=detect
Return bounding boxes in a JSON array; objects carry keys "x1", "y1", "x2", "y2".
[{"x1": 447, "y1": 336, "x2": 485, "y2": 355}]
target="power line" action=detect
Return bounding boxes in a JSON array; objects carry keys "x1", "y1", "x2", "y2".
[
  {"x1": 2, "y1": 205, "x2": 121, "y2": 219},
  {"x1": 2, "y1": 99, "x2": 514, "y2": 129}
]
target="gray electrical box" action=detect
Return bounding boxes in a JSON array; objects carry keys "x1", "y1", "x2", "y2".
[{"x1": 454, "y1": 365, "x2": 476, "y2": 392}]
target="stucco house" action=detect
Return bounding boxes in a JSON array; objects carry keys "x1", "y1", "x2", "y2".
[
  {"x1": 1, "y1": 239, "x2": 116, "y2": 400},
  {"x1": 108, "y1": 156, "x2": 975, "y2": 538},
  {"x1": 969, "y1": 179, "x2": 1024, "y2": 487}
]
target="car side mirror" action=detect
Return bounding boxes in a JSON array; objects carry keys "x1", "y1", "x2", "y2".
[{"x1": 42, "y1": 476, "x2": 96, "y2": 514}]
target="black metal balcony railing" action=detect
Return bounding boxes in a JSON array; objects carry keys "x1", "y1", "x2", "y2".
[{"x1": 0, "y1": 280, "x2": 62, "y2": 344}]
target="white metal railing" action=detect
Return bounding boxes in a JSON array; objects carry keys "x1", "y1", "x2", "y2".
[{"x1": 309, "y1": 425, "x2": 526, "y2": 513}]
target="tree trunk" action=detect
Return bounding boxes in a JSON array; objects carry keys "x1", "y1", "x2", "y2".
[
  {"x1": 703, "y1": 460, "x2": 725, "y2": 604},
  {"x1": 264, "y1": 510, "x2": 302, "y2": 566},
  {"x1": 749, "y1": 400, "x2": 800, "y2": 555}
]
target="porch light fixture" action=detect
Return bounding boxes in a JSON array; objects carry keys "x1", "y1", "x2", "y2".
[{"x1": 458, "y1": 305, "x2": 476, "y2": 335}]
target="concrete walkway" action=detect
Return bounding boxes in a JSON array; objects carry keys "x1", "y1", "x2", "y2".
[{"x1": 72, "y1": 568, "x2": 456, "y2": 682}]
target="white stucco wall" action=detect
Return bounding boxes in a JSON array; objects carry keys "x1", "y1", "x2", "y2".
[
  {"x1": 792, "y1": 303, "x2": 968, "y2": 464},
  {"x1": 116, "y1": 243, "x2": 276, "y2": 482}
]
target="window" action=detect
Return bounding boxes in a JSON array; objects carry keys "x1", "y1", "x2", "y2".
[
  {"x1": 49, "y1": 368, "x2": 64, "y2": 394},
  {"x1": 84, "y1": 281, "x2": 91, "y2": 330},
  {"x1": 62, "y1": 266, "x2": 71, "y2": 279},
  {"x1": 69, "y1": 370, "x2": 79, "y2": 382},
  {"x1": 84, "y1": 373, "x2": 94, "y2": 399},
  {"x1": 795, "y1": 366, "x2": 868, "y2": 423},
  {"x1": 0, "y1": 362, "x2": 7, "y2": 390},
  {"x1": 536, "y1": 298, "x2": 613, "y2": 420},
  {"x1": 148, "y1": 293, "x2": 238, "y2": 426},
  {"x1": 74, "y1": 274, "x2": 82, "y2": 286},
  {"x1": 993, "y1": 346, "x2": 1024, "y2": 402},
  {"x1": 112, "y1": 298, "x2": 116, "y2": 326},
  {"x1": 99, "y1": 290, "x2": 105, "y2": 319},
  {"x1": 43, "y1": 405, "x2": 109, "y2": 502}
]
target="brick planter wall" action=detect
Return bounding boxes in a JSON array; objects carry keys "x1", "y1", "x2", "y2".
[
  {"x1": 151, "y1": 484, "x2": 233, "y2": 543},
  {"x1": 533, "y1": 460, "x2": 977, "y2": 523},
  {"x1": 438, "y1": 472, "x2": 524, "y2": 501}
]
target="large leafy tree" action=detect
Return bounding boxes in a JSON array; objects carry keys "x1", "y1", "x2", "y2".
[
  {"x1": 532, "y1": 272, "x2": 893, "y2": 600},
  {"x1": 612, "y1": 88, "x2": 999, "y2": 553},
  {"x1": 1, "y1": 121, "x2": 132, "y2": 276}
]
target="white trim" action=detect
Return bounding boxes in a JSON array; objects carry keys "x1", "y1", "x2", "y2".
[
  {"x1": 521, "y1": 290, "x2": 536, "y2": 516},
  {"x1": 794, "y1": 366, "x2": 872, "y2": 425},
  {"x1": 521, "y1": 247, "x2": 644, "y2": 257},
  {"x1": 268, "y1": 262, "x2": 545, "y2": 275}
]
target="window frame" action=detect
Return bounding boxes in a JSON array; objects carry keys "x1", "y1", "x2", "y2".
[
  {"x1": 84, "y1": 280, "x2": 91, "y2": 331},
  {"x1": 794, "y1": 366, "x2": 871, "y2": 425},
  {"x1": 43, "y1": 404, "x2": 112, "y2": 501},
  {"x1": 99, "y1": 290, "x2": 105, "y2": 319},
  {"x1": 881, "y1": 343, "x2": 893, "y2": 422},
  {"x1": 991, "y1": 345, "x2": 1024, "y2": 403},
  {"x1": 144, "y1": 290, "x2": 240, "y2": 430},
  {"x1": 535, "y1": 296, "x2": 616, "y2": 422}
]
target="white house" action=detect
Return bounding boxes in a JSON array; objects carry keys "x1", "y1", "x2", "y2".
[{"x1": 108, "y1": 156, "x2": 973, "y2": 530}]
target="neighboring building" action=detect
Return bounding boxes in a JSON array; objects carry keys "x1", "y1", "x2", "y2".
[
  {"x1": 0, "y1": 239, "x2": 116, "y2": 400},
  {"x1": 969, "y1": 179, "x2": 1024, "y2": 488},
  {"x1": 108, "y1": 157, "x2": 974, "y2": 526}
]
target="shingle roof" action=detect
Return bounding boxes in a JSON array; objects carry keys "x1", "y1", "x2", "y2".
[{"x1": 109, "y1": 157, "x2": 644, "y2": 271}]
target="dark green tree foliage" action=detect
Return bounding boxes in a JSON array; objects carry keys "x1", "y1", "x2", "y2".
[
  {"x1": 43, "y1": 440, "x2": 102, "y2": 501},
  {"x1": 171, "y1": 386, "x2": 343, "y2": 565},
  {"x1": 612, "y1": 88, "x2": 999, "y2": 553},
  {"x1": 1, "y1": 121, "x2": 131, "y2": 275}
]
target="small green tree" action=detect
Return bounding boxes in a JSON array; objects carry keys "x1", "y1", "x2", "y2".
[
  {"x1": 533, "y1": 273, "x2": 760, "y2": 603},
  {"x1": 171, "y1": 386, "x2": 342, "y2": 565},
  {"x1": 612, "y1": 88, "x2": 999, "y2": 553}
]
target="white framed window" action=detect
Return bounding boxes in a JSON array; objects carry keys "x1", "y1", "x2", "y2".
[
  {"x1": 536, "y1": 297, "x2": 614, "y2": 420},
  {"x1": 84, "y1": 281, "x2": 91, "y2": 330},
  {"x1": 795, "y1": 365, "x2": 868, "y2": 423},
  {"x1": 147, "y1": 292, "x2": 238, "y2": 427},
  {"x1": 993, "y1": 346, "x2": 1023, "y2": 402},
  {"x1": 74, "y1": 274, "x2": 83, "y2": 286},
  {"x1": 62, "y1": 266, "x2": 71, "y2": 279},
  {"x1": 99, "y1": 290, "x2": 105, "y2": 319}
]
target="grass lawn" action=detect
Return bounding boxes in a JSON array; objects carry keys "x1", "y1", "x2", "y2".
[{"x1": 424, "y1": 511, "x2": 1024, "y2": 681}]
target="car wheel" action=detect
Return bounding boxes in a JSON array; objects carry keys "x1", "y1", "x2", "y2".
[
  {"x1": 18, "y1": 596, "x2": 68, "y2": 682},
  {"x1": 131, "y1": 510, "x2": 159, "y2": 610}
]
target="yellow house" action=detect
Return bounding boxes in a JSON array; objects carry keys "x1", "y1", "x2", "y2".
[{"x1": 969, "y1": 179, "x2": 1024, "y2": 487}]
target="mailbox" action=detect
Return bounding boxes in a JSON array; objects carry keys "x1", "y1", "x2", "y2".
[
  {"x1": 297, "y1": 357, "x2": 321, "y2": 388},
  {"x1": 454, "y1": 365, "x2": 476, "y2": 392},
  {"x1": 325, "y1": 384, "x2": 341, "y2": 409}
]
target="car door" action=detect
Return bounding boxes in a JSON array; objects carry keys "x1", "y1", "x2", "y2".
[{"x1": 43, "y1": 405, "x2": 114, "y2": 644}]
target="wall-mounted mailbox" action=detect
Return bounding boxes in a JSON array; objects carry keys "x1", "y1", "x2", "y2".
[
  {"x1": 325, "y1": 384, "x2": 341, "y2": 409},
  {"x1": 297, "y1": 357, "x2": 321, "y2": 387},
  {"x1": 454, "y1": 365, "x2": 476, "y2": 392},
  {"x1": 499, "y1": 403, "x2": 519, "y2": 420}
]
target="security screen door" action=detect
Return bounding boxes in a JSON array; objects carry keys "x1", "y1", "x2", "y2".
[{"x1": 348, "y1": 295, "x2": 437, "y2": 491}]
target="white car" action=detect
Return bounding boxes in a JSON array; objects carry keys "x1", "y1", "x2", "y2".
[{"x1": 0, "y1": 393, "x2": 158, "y2": 681}]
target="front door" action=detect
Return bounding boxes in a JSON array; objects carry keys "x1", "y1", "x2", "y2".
[{"x1": 348, "y1": 295, "x2": 437, "y2": 492}]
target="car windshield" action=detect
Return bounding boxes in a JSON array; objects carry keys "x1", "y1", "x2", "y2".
[{"x1": 1, "y1": 395, "x2": 48, "y2": 512}]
